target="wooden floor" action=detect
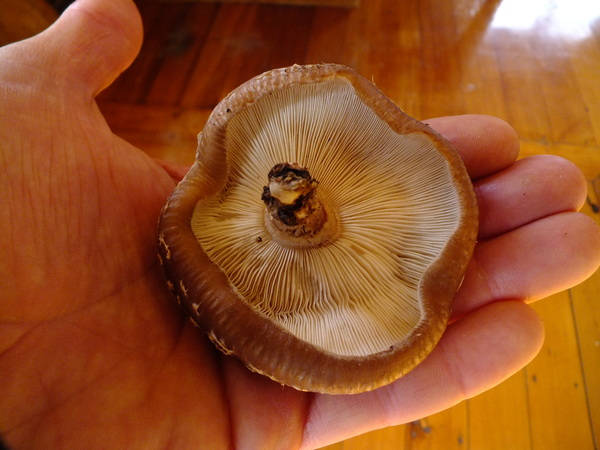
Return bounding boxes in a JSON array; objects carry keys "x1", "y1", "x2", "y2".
[{"x1": 5, "y1": 0, "x2": 600, "y2": 448}]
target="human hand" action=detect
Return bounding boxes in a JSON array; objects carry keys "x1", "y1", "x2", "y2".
[{"x1": 1, "y1": 1, "x2": 598, "y2": 449}]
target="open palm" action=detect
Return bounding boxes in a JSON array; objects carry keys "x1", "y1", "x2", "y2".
[{"x1": 1, "y1": 1, "x2": 599, "y2": 449}]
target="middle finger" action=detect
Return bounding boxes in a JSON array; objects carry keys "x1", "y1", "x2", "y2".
[
  {"x1": 452, "y1": 212, "x2": 600, "y2": 318},
  {"x1": 475, "y1": 154, "x2": 586, "y2": 240}
]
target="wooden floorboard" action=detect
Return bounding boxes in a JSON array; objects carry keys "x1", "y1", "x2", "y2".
[
  {"x1": 528, "y1": 293, "x2": 595, "y2": 450},
  {"x1": 467, "y1": 370, "x2": 532, "y2": 450},
  {"x1": 572, "y1": 269, "x2": 600, "y2": 449},
  {"x1": 0, "y1": 0, "x2": 57, "y2": 46}
]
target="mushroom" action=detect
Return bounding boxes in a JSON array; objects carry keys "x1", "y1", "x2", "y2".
[{"x1": 158, "y1": 64, "x2": 478, "y2": 394}]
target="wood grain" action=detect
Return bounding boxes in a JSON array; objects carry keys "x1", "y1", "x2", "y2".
[
  {"x1": 571, "y1": 265, "x2": 600, "y2": 449},
  {"x1": 528, "y1": 293, "x2": 595, "y2": 450},
  {"x1": 152, "y1": 0, "x2": 358, "y2": 7},
  {"x1": 0, "y1": 0, "x2": 57, "y2": 46},
  {"x1": 2, "y1": 0, "x2": 599, "y2": 448},
  {"x1": 467, "y1": 371, "x2": 532, "y2": 450}
]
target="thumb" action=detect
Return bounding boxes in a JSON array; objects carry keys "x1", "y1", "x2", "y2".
[{"x1": 36, "y1": 0, "x2": 142, "y2": 96}]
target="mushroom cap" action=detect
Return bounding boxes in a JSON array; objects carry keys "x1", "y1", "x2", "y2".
[{"x1": 158, "y1": 64, "x2": 478, "y2": 394}]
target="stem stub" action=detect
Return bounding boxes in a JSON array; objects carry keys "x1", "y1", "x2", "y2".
[{"x1": 262, "y1": 163, "x2": 337, "y2": 247}]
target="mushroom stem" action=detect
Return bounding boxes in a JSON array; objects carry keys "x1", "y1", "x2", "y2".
[{"x1": 262, "y1": 163, "x2": 338, "y2": 247}]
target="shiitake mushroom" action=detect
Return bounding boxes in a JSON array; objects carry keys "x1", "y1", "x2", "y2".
[{"x1": 158, "y1": 64, "x2": 478, "y2": 394}]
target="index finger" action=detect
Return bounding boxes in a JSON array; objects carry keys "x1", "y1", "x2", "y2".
[{"x1": 424, "y1": 115, "x2": 520, "y2": 179}]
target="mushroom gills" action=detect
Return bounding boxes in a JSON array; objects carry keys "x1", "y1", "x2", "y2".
[{"x1": 191, "y1": 77, "x2": 461, "y2": 358}]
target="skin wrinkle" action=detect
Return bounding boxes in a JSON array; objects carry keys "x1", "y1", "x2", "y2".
[
  {"x1": 4, "y1": 353, "x2": 125, "y2": 437},
  {"x1": 78, "y1": 143, "x2": 149, "y2": 298},
  {"x1": 300, "y1": 392, "x2": 316, "y2": 448},
  {"x1": 374, "y1": 364, "x2": 458, "y2": 433},
  {"x1": 17, "y1": 358, "x2": 135, "y2": 447},
  {"x1": 3, "y1": 276, "x2": 185, "y2": 446},
  {"x1": 125, "y1": 157, "x2": 168, "y2": 237},
  {"x1": 83, "y1": 259, "x2": 158, "y2": 319},
  {"x1": 161, "y1": 422, "x2": 179, "y2": 450},
  {"x1": 65, "y1": 118, "x2": 83, "y2": 256},
  {"x1": 297, "y1": 390, "x2": 316, "y2": 449},
  {"x1": 151, "y1": 157, "x2": 190, "y2": 183},
  {"x1": 6, "y1": 266, "x2": 165, "y2": 348},
  {"x1": 0, "y1": 320, "x2": 43, "y2": 360},
  {"x1": 371, "y1": 384, "x2": 405, "y2": 430},
  {"x1": 80, "y1": 132, "x2": 167, "y2": 277},
  {"x1": 137, "y1": 325, "x2": 192, "y2": 450},
  {"x1": 0, "y1": 258, "x2": 161, "y2": 363},
  {"x1": 49, "y1": 131, "x2": 62, "y2": 244},
  {"x1": 24, "y1": 151, "x2": 41, "y2": 262},
  {"x1": 2, "y1": 87, "x2": 169, "y2": 316},
  {"x1": 84, "y1": 132, "x2": 106, "y2": 235},
  {"x1": 33, "y1": 364, "x2": 62, "y2": 428},
  {"x1": 40, "y1": 131, "x2": 58, "y2": 275},
  {"x1": 36, "y1": 98, "x2": 77, "y2": 268},
  {"x1": 3, "y1": 413, "x2": 44, "y2": 446},
  {"x1": 68, "y1": 2, "x2": 141, "y2": 57},
  {"x1": 0, "y1": 51, "x2": 53, "y2": 91},
  {"x1": 0, "y1": 145, "x2": 16, "y2": 290},
  {"x1": 55, "y1": 139, "x2": 82, "y2": 262},
  {"x1": 152, "y1": 349, "x2": 231, "y2": 450},
  {"x1": 436, "y1": 331, "x2": 470, "y2": 400},
  {"x1": 104, "y1": 140, "x2": 122, "y2": 194},
  {"x1": 225, "y1": 370, "x2": 310, "y2": 450},
  {"x1": 58, "y1": 2, "x2": 142, "y2": 96},
  {"x1": 140, "y1": 320, "x2": 188, "y2": 406},
  {"x1": 473, "y1": 183, "x2": 488, "y2": 234},
  {"x1": 469, "y1": 248, "x2": 503, "y2": 304},
  {"x1": 481, "y1": 206, "x2": 577, "y2": 243},
  {"x1": 423, "y1": 116, "x2": 520, "y2": 181},
  {"x1": 473, "y1": 155, "x2": 587, "y2": 241},
  {"x1": 94, "y1": 132, "x2": 176, "y2": 249},
  {"x1": 65, "y1": 298, "x2": 175, "y2": 360}
]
